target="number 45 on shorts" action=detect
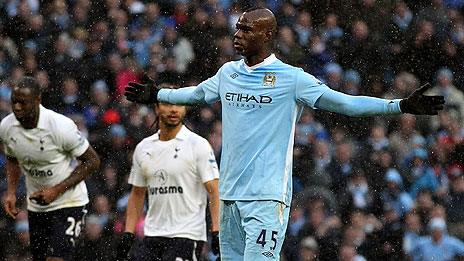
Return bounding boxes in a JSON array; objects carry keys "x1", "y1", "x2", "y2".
[{"x1": 256, "y1": 229, "x2": 278, "y2": 250}]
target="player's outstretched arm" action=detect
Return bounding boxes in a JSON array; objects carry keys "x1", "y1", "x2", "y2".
[
  {"x1": 399, "y1": 83, "x2": 445, "y2": 115},
  {"x1": 3, "y1": 157, "x2": 21, "y2": 219},
  {"x1": 125, "y1": 72, "x2": 221, "y2": 105},
  {"x1": 315, "y1": 83, "x2": 445, "y2": 117}
]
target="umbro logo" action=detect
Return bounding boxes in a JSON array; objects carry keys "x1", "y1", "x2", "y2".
[
  {"x1": 262, "y1": 251, "x2": 274, "y2": 258},
  {"x1": 230, "y1": 73, "x2": 239, "y2": 79}
]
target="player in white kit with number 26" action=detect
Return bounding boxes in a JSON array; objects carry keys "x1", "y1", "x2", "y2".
[{"x1": 1, "y1": 77, "x2": 101, "y2": 261}]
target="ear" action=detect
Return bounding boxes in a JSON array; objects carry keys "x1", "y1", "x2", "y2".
[{"x1": 264, "y1": 29, "x2": 274, "y2": 43}]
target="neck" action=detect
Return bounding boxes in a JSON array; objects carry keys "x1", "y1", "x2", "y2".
[
  {"x1": 244, "y1": 50, "x2": 272, "y2": 67},
  {"x1": 158, "y1": 124, "x2": 182, "y2": 141},
  {"x1": 23, "y1": 111, "x2": 40, "y2": 129}
]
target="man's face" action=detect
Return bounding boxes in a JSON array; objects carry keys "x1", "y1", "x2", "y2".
[
  {"x1": 11, "y1": 87, "x2": 40, "y2": 129},
  {"x1": 233, "y1": 12, "x2": 267, "y2": 56},
  {"x1": 155, "y1": 103, "x2": 186, "y2": 128}
]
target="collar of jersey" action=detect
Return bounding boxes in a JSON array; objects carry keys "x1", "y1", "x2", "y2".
[
  {"x1": 242, "y1": 53, "x2": 277, "y2": 73},
  {"x1": 153, "y1": 125, "x2": 189, "y2": 141}
]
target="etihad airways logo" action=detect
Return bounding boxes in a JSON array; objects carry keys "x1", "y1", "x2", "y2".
[
  {"x1": 225, "y1": 92, "x2": 272, "y2": 103},
  {"x1": 225, "y1": 92, "x2": 272, "y2": 109}
]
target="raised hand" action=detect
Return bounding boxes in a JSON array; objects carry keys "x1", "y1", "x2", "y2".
[
  {"x1": 400, "y1": 83, "x2": 445, "y2": 115},
  {"x1": 124, "y1": 74, "x2": 159, "y2": 104}
]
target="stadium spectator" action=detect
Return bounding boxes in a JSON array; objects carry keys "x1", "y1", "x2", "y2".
[{"x1": 411, "y1": 217, "x2": 464, "y2": 261}]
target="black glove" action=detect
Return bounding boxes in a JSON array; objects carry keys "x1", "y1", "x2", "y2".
[
  {"x1": 399, "y1": 83, "x2": 445, "y2": 115},
  {"x1": 211, "y1": 231, "x2": 220, "y2": 256},
  {"x1": 124, "y1": 74, "x2": 159, "y2": 104},
  {"x1": 116, "y1": 232, "x2": 135, "y2": 261}
]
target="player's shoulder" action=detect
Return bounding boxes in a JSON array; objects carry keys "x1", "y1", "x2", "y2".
[
  {"x1": 181, "y1": 126, "x2": 211, "y2": 148},
  {"x1": 0, "y1": 113, "x2": 17, "y2": 129},
  {"x1": 0, "y1": 113, "x2": 17, "y2": 140},
  {"x1": 41, "y1": 106, "x2": 76, "y2": 130},
  {"x1": 136, "y1": 133, "x2": 159, "y2": 149},
  {"x1": 218, "y1": 59, "x2": 244, "y2": 73}
]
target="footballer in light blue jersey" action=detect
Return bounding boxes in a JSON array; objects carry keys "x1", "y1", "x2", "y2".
[
  {"x1": 125, "y1": 7, "x2": 445, "y2": 261},
  {"x1": 157, "y1": 53, "x2": 408, "y2": 207}
]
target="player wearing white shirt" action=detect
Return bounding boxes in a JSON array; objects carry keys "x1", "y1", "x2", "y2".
[
  {"x1": 116, "y1": 96, "x2": 220, "y2": 261},
  {"x1": 1, "y1": 77, "x2": 100, "y2": 261},
  {"x1": 125, "y1": 8, "x2": 445, "y2": 261}
]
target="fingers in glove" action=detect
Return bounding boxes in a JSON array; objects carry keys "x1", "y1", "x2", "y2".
[
  {"x1": 124, "y1": 93, "x2": 138, "y2": 102},
  {"x1": 125, "y1": 87, "x2": 140, "y2": 95},
  {"x1": 426, "y1": 96, "x2": 445, "y2": 105},
  {"x1": 141, "y1": 73, "x2": 155, "y2": 85},
  {"x1": 124, "y1": 88, "x2": 139, "y2": 96},
  {"x1": 128, "y1": 82, "x2": 145, "y2": 89}
]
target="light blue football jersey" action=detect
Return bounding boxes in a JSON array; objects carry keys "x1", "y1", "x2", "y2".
[{"x1": 158, "y1": 54, "x2": 401, "y2": 205}]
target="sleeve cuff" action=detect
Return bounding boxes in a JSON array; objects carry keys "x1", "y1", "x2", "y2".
[{"x1": 388, "y1": 99, "x2": 402, "y2": 114}]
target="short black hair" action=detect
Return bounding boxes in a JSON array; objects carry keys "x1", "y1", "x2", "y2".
[{"x1": 15, "y1": 76, "x2": 42, "y2": 97}]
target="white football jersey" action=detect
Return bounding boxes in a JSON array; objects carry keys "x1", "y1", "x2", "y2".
[
  {"x1": 0, "y1": 105, "x2": 90, "y2": 212},
  {"x1": 128, "y1": 125, "x2": 219, "y2": 241}
]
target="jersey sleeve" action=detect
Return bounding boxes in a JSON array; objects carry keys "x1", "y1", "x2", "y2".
[
  {"x1": 315, "y1": 88, "x2": 402, "y2": 116},
  {"x1": 295, "y1": 69, "x2": 331, "y2": 108},
  {"x1": 60, "y1": 117, "x2": 90, "y2": 157},
  {"x1": 157, "y1": 66, "x2": 222, "y2": 105},
  {"x1": 128, "y1": 144, "x2": 147, "y2": 187},
  {"x1": 194, "y1": 139, "x2": 219, "y2": 183},
  {"x1": 0, "y1": 119, "x2": 14, "y2": 158}
]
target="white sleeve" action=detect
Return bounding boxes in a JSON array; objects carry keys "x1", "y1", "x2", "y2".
[
  {"x1": 195, "y1": 139, "x2": 219, "y2": 183},
  {"x1": 0, "y1": 119, "x2": 14, "y2": 157},
  {"x1": 59, "y1": 117, "x2": 89, "y2": 157},
  {"x1": 128, "y1": 145, "x2": 147, "y2": 187}
]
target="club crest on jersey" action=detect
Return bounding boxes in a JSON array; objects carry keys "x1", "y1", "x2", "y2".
[
  {"x1": 263, "y1": 72, "x2": 276, "y2": 87},
  {"x1": 153, "y1": 169, "x2": 168, "y2": 185}
]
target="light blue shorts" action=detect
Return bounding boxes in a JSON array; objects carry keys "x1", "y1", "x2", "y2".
[{"x1": 219, "y1": 200, "x2": 290, "y2": 261}]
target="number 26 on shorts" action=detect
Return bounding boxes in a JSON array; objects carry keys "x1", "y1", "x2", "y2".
[{"x1": 256, "y1": 229, "x2": 278, "y2": 250}]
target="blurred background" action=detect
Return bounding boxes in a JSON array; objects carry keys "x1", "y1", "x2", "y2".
[{"x1": 0, "y1": 0, "x2": 464, "y2": 260}]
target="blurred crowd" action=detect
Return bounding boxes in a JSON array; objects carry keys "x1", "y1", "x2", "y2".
[{"x1": 1, "y1": 0, "x2": 464, "y2": 260}]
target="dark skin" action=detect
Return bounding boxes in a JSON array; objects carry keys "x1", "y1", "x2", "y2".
[
  {"x1": 233, "y1": 8, "x2": 277, "y2": 66},
  {"x1": 11, "y1": 86, "x2": 40, "y2": 129},
  {"x1": 4, "y1": 87, "x2": 100, "y2": 218}
]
